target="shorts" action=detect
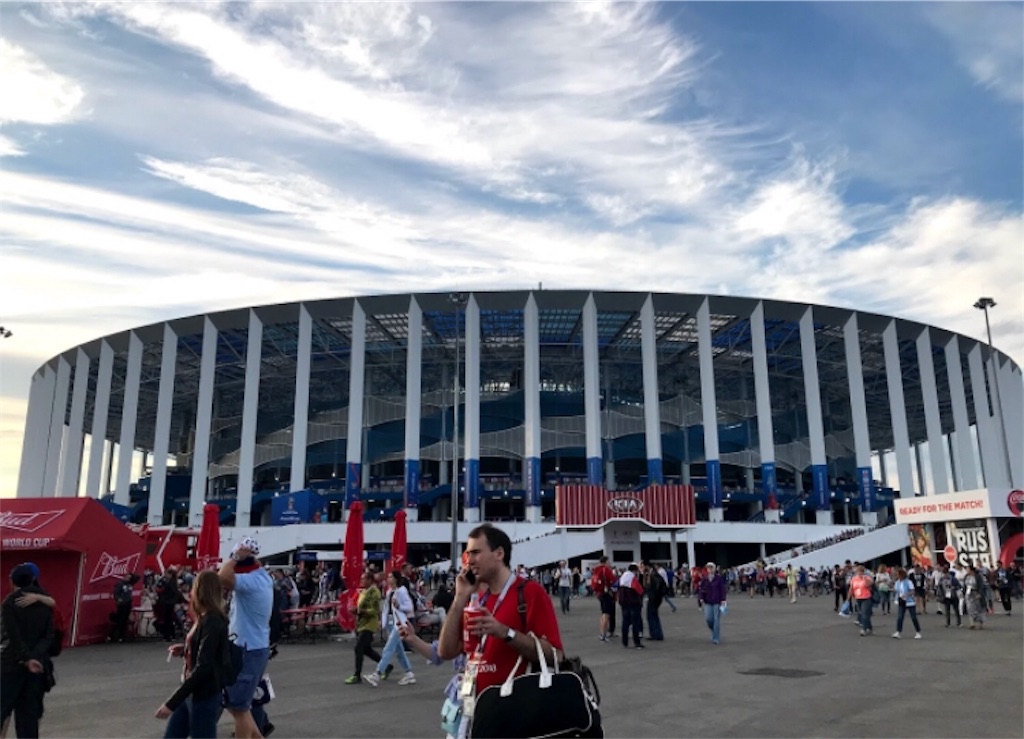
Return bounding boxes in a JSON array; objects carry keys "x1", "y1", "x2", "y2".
[
  {"x1": 914, "y1": 588, "x2": 927, "y2": 599},
  {"x1": 598, "y1": 593, "x2": 615, "y2": 616},
  {"x1": 223, "y1": 647, "x2": 270, "y2": 712}
]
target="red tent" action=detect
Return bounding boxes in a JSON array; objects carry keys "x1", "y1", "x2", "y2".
[
  {"x1": 337, "y1": 500, "x2": 364, "y2": 631},
  {"x1": 195, "y1": 503, "x2": 221, "y2": 571},
  {"x1": 390, "y1": 509, "x2": 408, "y2": 573},
  {"x1": 0, "y1": 498, "x2": 146, "y2": 648}
]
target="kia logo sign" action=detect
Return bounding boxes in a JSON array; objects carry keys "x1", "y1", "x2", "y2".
[
  {"x1": 1008, "y1": 490, "x2": 1024, "y2": 518},
  {"x1": 607, "y1": 497, "x2": 644, "y2": 515}
]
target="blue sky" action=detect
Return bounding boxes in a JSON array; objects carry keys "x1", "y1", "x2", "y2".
[{"x1": 1, "y1": 2, "x2": 1022, "y2": 495}]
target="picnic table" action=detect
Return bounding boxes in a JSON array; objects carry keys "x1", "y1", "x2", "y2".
[{"x1": 281, "y1": 601, "x2": 342, "y2": 642}]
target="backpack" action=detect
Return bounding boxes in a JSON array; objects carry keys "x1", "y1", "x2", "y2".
[
  {"x1": 49, "y1": 607, "x2": 66, "y2": 657},
  {"x1": 590, "y1": 568, "x2": 609, "y2": 595}
]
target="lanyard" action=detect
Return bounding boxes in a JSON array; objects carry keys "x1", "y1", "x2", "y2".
[{"x1": 477, "y1": 572, "x2": 518, "y2": 653}]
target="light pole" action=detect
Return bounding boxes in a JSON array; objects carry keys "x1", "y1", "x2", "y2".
[
  {"x1": 449, "y1": 292, "x2": 468, "y2": 565},
  {"x1": 974, "y1": 297, "x2": 1014, "y2": 488}
]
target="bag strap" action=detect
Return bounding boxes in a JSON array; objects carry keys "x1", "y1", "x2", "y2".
[{"x1": 516, "y1": 580, "x2": 528, "y2": 632}]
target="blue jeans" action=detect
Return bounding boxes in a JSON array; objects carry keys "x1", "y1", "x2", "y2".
[
  {"x1": 857, "y1": 598, "x2": 874, "y2": 632},
  {"x1": 164, "y1": 693, "x2": 221, "y2": 739},
  {"x1": 620, "y1": 604, "x2": 642, "y2": 646},
  {"x1": 223, "y1": 647, "x2": 270, "y2": 712},
  {"x1": 703, "y1": 603, "x2": 722, "y2": 642},
  {"x1": 376, "y1": 621, "x2": 411, "y2": 675},
  {"x1": 664, "y1": 595, "x2": 677, "y2": 612},
  {"x1": 559, "y1": 586, "x2": 572, "y2": 613},
  {"x1": 896, "y1": 601, "x2": 921, "y2": 634},
  {"x1": 646, "y1": 601, "x2": 664, "y2": 640}
]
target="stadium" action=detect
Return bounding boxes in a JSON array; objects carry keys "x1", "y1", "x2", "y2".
[{"x1": 15, "y1": 290, "x2": 1024, "y2": 566}]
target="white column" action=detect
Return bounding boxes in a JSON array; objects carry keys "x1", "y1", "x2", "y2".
[
  {"x1": 188, "y1": 317, "x2": 218, "y2": 526},
  {"x1": 750, "y1": 302, "x2": 778, "y2": 521},
  {"x1": 944, "y1": 337, "x2": 977, "y2": 490},
  {"x1": 405, "y1": 298, "x2": 424, "y2": 521},
  {"x1": 17, "y1": 367, "x2": 55, "y2": 498},
  {"x1": 345, "y1": 301, "x2": 367, "y2": 513},
  {"x1": 844, "y1": 314, "x2": 875, "y2": 523},
  {"x1": 641, "y1": 295, "x2": 663, "y2": 484},
  {"x1": 60, "y1": 349, "x2": 91, "y2": 497},
  {"x1": 463, "y1": 295, "x2": 481, "y2": 523},
  {"x1": 582, "y1": 294, "x2": 602, "y2": 485},
  {"x1": 1007, "y1": 364, "x2": 1024, "y2": 489},
  {"x1": 967, "y1": 344, "x2": 999, "y2": 489},
  {"x1": 799, "y1": 307, "x2": 830, "y2": 523},
  {"x1": 290, "y1": 304, "x2": 312, "y2": 492},
  {"x1": 149, "y1": 323, "x2": 178, "y2": 526},
  {"x1": 236, "y1": 310, "x2": 263, "y2": 527},
  {"x1": 697, "y1": 298, "x2": 722, "y2": 519},
  {"x1": 916, "y1": 328, "x2": 949, "y2": 494},
  {"x1": 85, "y1": 341, "x2": 114, "y2": 498},
  {"x1": 114, "y1": 333, "x2": 143, "y2": 505},
  {"x1": 42, "y1": 357, "x2": 71, "y2": 496},
  {"x1": 524, "y1": 293, "x2": 542, "y2": 522},
  {"x1": 883, "y1": 321, "x2": 916, "y2": 497}
]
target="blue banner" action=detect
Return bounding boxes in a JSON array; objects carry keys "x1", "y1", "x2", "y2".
[
  {"x1": 344, "y1": 461, "x2": 362, "y2": 508},
  {"x1": 525, "y1": 457, "x2": 541, "y2": 507},
  {"x1": 647, "y1": 458, "x2": 664, "y2": 485},
  {"x1": 706, "y1": 459, "x2": 723, "y2": 507},
  {"x1": 761, "y1": 461, "x2": 777, "y2": 501},
  {"x1": 271, "y1": 490, "x2": 324, "y2": 526},
  {"x1": 812, "y1": 464, "x2": 829, "y2": 510},
  {"x1": 586, "y1": 456, "x2": 603, "y2": 485},
  {"x1": 858, "y1": 466, "x2": 874, "y2": 512},
  {"x1": 465, "y1": 458, "x2": 480, "y2": 509},
  {"x1": 404, "y1": 459, "x2": 420, "y2": 508}
]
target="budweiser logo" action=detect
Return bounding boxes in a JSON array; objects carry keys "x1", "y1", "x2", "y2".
[
  {"x1": 0, "y1": 510, "x2": 64, "y2": 533},
  {"x1": 90, "y1": 552, "x2": 141, "y2": 583},
  {"x1": 607, "y1": 496, "x2": 644, "y2": 515}
]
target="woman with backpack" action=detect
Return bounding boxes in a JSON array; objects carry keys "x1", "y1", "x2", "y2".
[{"x1": 155, "y1": 570, "x2": 230, "y2": 738}]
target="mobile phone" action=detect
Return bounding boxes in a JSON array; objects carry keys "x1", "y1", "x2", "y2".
[{"x1": 464, "y1": 568, "x2": 476, "y2": 585}]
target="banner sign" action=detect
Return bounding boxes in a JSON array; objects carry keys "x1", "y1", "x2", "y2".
[
  {"x1": 893, "y1": 488, "x2": 995, "y2": 525},
  {"x1": 555, "y1": 484, "x2": 696, "y2": 528},
  {"x1": 945, "y1": 520, "x2": 996, "y2": 569}
]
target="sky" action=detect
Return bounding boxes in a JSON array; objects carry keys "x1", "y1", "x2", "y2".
[{"x1": 1, "y1": 2, "x2": 1022, "y2": 498}]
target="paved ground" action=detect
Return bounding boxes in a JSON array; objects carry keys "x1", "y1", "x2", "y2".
[{"x1": 38, "y1": 593, "x2": 1023, "y2": 738}]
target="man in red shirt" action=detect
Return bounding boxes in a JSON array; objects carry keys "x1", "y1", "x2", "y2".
[
  {"x1": 592, "y1": 555, "x2": 616, "y2": 642},
  {"x1": 438, "y1": 524, "x2": 563, "y2": 700}
]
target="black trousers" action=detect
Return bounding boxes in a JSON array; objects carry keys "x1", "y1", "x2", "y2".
[
  {"x1": 1, "y1": 668, "x2": 46, "y2": 738},
  {"x1": 110, "y1": 603, "x2": 132, "y2": 641},
  {"x1": 620, "y1": 604, "x2": 642, "y2": 647},
  {"x1": 354, "y1": 630, "x2": 382, "y2": 676}
]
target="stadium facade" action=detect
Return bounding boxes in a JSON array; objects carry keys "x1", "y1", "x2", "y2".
[{"x1": 16, "y1": 291, "x2": 1024, "y2": 537}]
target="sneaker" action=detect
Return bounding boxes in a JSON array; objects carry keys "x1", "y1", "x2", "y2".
[
  {"x1": 914, "y1": 633, "x2": 922, "y2": 639},
  {"x1": 598, "y1": 635, "x2": 607, "y2": 642},
  {"x1": 712, "y1": 639, "x2": 719, "y2": 645},
  {"x1": 860, "y1": 630, "x2": 866, "y2": 637},
  {"x1": 634, "y1": 644, "x2": 645, "y2": 649},
  {"x1": 398, "y1": 672, "x2": 417, "y2": 686},
  {"x1": 891, "y1": 632, "x2": 900, "y2": 639},
  {"x1": 262, "y1": 723, "x2": 276, "y2": 738},
  {"x1": 363, "y1": 672, "x2": 380, "y2": 687},
  {"x1": 344, "y1": 675, "x2": 360, "y2": 685}
]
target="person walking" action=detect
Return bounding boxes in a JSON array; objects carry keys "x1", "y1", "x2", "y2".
[
  {"x1": 218, "y1": 537, "x2": 274, "y2": 739},
  {"x1": 938, "y1": 565, "x2": 962, "y2": 628},
  {"x1": 344, "y1": 572, "x2": 382, "y2": 685},
  {"x1": 437, "y1": 523, "x2": 563, "y2": 738},
  {"x1": 891, "y1": 568, "x2": 922, "y2": 639},
  {"x1": 591, "y1": 556, "x2": 616, "y2": 642},
  {"x1": 641, "y1": 561, "x2": 666, "y2": 641},
  {"x1": 964, "y1": 563, "x2": 987, "y2": 630},
  {"x1": 155, "y1": 571, "x2": 231, "y2": 738},
  {"x1": 994, "y1": 561, "x2": 1013, "y2": 616},
  {"x1": 1, "y1": 564, "x2": 55, "y2": 739},
  {"x1": 363, "y1": 571, "x2": 416, "y2": 687},
  {"x1": 557, "y1": 561, "x2": 573, "y2": 614},
  {"x1": 832, "y1": 565, "x2": 847, "y2": 612},
  {"x1": 697, "y1": 562, "x2": 728, "y2": 645},
  {"x1": 155, "y1": 567, "x2": 184, "y2": 641},
  {"x1": 658, "y1": 565, "x2": 678, "y2": 613},
  {"x1": 617, "y1": 565, "x2": 645, "y2": 649},
  {"x1": 786, "y1": 565, "x2": 797, "y2": 603},
  {"x1": 875, "y1": 566, "x2": 892, "y2": 616},
  {"x1": 848, "y1": 564, "x2": 874, "y2": 636}
]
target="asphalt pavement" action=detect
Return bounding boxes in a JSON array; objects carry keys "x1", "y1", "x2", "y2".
[{"x1": 37, "y1": 591, "x2": 1024, "y2": 738}]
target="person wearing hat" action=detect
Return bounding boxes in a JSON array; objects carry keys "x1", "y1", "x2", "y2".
[
  {"x1": 1, "y1": 564, "x2": 56, "y2": 738},
  {"x1": 697, "y1": 562, "x2": 728, "y2": 645},
  {"x1": 218, "y1": 537, "x2": 273, "y2": 739}
]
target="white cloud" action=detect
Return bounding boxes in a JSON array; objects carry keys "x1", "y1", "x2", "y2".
[
  {"x1": 924, "y1": 4, "x2": 1024, "y2": 103},
  {"x1": 0, "y1": 39, "x2": 85, "y2": 124},
  {"x1": 0, "y1": 134, "x2": 25, "y2": 157}
]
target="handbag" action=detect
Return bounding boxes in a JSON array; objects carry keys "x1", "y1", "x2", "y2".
[{"x1": 470, "y1": 633, "x2": 602, "y2": 739}]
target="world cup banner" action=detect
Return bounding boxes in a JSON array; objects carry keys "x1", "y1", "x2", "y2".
[{"x1": 555, "y1": 485, "x2": 696, "y2": 527}]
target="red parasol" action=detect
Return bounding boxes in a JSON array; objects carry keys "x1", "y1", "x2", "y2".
[
  {"x1": 337, "y1": 500, "x2": 364, "y2": 630},
  {"x1": 196, "y1": 503, "x2": 221, "y2": 571},
  {"x1": 390, "y1": 508, "x2": 408, "y2": 573}
]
